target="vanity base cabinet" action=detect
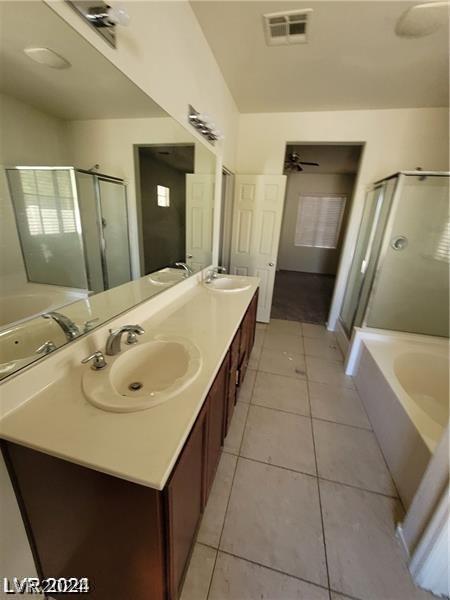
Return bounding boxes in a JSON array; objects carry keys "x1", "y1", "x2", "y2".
[
  {"x1": 226, "y1": 330, "x2": 240, "y2": 434},
  {"x1": 2, "y1": 441, "x2": 166, "y2": 600},
  {"x1": 238, "y1": 289, "x2": 259, "y2": 387},
  {"x1": 165, "y1": 404, "x2": 207, "y2": 600},
  {"x1": 205, "y1": 353, "x2": 229, "y2": 498},
  {"x1": 3, "y1": 290, "x2": 258, "y2": 600}
]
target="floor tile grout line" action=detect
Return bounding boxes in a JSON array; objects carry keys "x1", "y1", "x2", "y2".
[
  {"x1": 303, "y1": 329, "x2": 332, "y2": 591},
  {"x1": 249, "y1": 400, "x2": 311, "y2": 419},
  {"x1": 311, "y1": 414, "x2": 372, "y2": 432},
  {"x1": 236, "y1": 440, "x2": 400, "y2": 500},
  {"x1": 199, "y1": 539, "x2": 365, "y2": 600},
  {"x1": 258, "y1": 366, "x2": 355, "y2": 389},
  {"x1": 299, "y1": 323, "x2": 402, "y2": 508},
  {"x1": 239, "y1": 451, "x2": 317, "y2": 479},
  {"x1": 249, "y1": 398, "x2": 372, "y2": 432},
  {"x1": 209, "y1": 546, "x2": 333, "y2": 597},
  {"x1": 205, "y1": 359, "x2": 260, "y2": 600}
]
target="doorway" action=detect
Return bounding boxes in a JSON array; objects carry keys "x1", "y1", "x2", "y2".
[
  {"x1": 134, "y1": 144, "x2": 195, "y2": 275},
  {"x1": 271, "y1": 143, "x2": 363, "y2": 325}
]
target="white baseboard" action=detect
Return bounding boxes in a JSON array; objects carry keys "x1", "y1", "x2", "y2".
[{"x1": 396, "y1": 523, "x2": 410, "y2": 560}]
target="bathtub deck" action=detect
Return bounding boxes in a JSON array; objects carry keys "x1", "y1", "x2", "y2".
[{"x1": 179, "y1": 320, "x2": 435, "y2": 600}]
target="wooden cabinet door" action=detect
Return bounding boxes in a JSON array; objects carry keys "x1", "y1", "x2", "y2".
[
  {"x1": 237, "y1": 290, "x2": 259, "y2": 389},
  {"x1": 226, "y1": 330, "x2": 240, "y2": 435},
  {"x1": 165, "y1": 407, "x2": 207, "y2": 599},
  {"x1": 205, "y1": 354, "x2": 229, "y2": 498},
  {"x1": 247, "y1": 290, "x2": 259, "y2": 356}
]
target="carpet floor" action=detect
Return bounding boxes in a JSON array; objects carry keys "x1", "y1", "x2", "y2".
[{"x1": 270, "y1": 270, "x2": 335, "y2": 325}]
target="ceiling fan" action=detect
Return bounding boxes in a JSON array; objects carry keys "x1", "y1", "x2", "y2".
[{"x1": 284, "y1": 152, "x2": 319, "y2": 172}]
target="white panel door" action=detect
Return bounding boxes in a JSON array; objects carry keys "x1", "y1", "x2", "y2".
[
  {"x1": 186, "y1": 175, "x2": 215, "y2": 271},
  {"x1": 229, "y1": 175, "x2": 287, "y2": 322}
]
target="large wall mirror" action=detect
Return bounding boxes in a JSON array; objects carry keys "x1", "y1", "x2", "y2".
[{"x1": 0, "y1": 1, "x2": 217, "y2": 380}]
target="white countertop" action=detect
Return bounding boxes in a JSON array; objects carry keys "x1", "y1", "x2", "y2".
[{"x1": 0, "y1": 278, "x2": 259, "y2": 490}]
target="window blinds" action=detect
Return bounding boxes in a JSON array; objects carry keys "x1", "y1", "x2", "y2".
[{"x1": 295, "y1": 194, "x2": 346, "y2": 249}]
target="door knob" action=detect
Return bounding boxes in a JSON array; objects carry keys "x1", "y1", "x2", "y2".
[{"x1": 268, "y1": 262, "x2": 275, "y2": 267}]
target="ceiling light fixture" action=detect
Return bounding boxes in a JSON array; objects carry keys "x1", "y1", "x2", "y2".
[
  {"x1": 23, "y1": 47, "x2": 71, "y2": 69},
  {"x1": 395, "y1": 1, "x2": 449, "y2": 38}
]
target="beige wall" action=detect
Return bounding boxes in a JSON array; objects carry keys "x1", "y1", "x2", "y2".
[
  {"x1": 0, "y1": 92, "x2": 70, "y2": 290},
  {"x1": 46, "y1": 0, "x2": 239, "y2": 170},
  {"x1": 236, "y1": 107, "x2": 449, "y2": 328},
  {"x1": 278, "y1": 173, "x2": 356, "y2": 274}
]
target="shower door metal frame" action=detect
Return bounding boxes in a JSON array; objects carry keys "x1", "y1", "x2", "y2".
[
  {"x1": 76, "y1": 169, "x2": 131, "y2": 292},
  {"x1": 341, "y1": 180, "x2": 394, "y2": 336},
  {"x1": 359, "y1": 171, "x2": 450, "y2": 331}
]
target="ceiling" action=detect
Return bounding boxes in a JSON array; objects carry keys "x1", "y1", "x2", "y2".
[
  {"x1": 284, "y1": 144, "x2": 362, "y2": 173},
  {"x1": 0, "y1": 1, "x2": 166, "y2": 120},
  {"x1": 139, "y1": 145, "x2": 195, "y2": 173},
  {"x1": 191, "y1": 1, "x2": 449, "y2": 113}
]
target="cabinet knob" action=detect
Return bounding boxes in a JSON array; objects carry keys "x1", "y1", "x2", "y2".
[{"x1": 268, "y1": 262, "x2": 275, "y2": 267}]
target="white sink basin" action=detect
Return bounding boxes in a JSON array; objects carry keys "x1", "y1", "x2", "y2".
[
  {"x1": 148, "y1": 268, "x2": 185, "y2": 286},
  {"x1": 203, "y1": 276, "x2": 251, "y2": 293},
  {"x1": 83, "y1": 337, "x2": 202, "y2": 412}
]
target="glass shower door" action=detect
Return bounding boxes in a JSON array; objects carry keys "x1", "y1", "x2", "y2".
[
  {"x1": 340, "y1": 179, "x2": 396, "y2": 336},
  {"x1": 365, "y1": 175, "x2": 449, "y2": 337},
  {"x1": 98, "y1": 178, "x2": 132, "y2": 288}
]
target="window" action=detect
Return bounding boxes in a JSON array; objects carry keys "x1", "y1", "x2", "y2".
[
  {"x1": 157, "y1": 185, "x2": 170, "y2": 207},
  {"x1": 295, "y1": 194, "x2": 346, "y2": 249}
]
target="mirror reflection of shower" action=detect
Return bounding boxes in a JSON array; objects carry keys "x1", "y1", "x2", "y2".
[{"x1": 4, "y1": 166, "x2": 131, "y2": 328}]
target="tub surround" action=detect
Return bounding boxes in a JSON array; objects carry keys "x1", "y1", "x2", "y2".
[
  {"x1": 353, "y1": 336, "x2": 448, "y2": 508},
  {"x1": 0, "y1": 275, "x2": 259, "y2": 490}
]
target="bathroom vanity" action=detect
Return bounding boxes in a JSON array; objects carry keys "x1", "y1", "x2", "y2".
[{"x1": 1, "y1": 282, "x2": 259, "y2": 600}]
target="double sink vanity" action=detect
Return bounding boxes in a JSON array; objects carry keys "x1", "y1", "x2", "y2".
[{"x1": 1, "y1": 274, "x2": 259, "y2": 600}]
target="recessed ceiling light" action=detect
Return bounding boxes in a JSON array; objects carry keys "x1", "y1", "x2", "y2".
[
  {"x1": 23, "y1": 47, "x2": 71, "y2": 69},
  {"x1": 396, "y1": 1, "x2": 449, "y2": 38}
]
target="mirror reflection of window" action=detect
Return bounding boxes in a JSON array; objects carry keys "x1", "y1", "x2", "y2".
[
  {"x1": 433, "y1": 220, "x2": 450, "y2": 263},
  {"x1": 157, "y1": 185, "x2": 170, "y2": 207},
  {"x1": 21, "y1": 169, "x2": 79, "y2": 237}
]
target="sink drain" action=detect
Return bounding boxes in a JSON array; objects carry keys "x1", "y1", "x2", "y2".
[{"x1": 128, "y1": 381, "x2": 143, "y2": 391}]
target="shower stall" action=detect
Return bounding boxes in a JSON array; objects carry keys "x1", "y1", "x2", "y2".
[
  {"x1": 340, "y1": 171, "x2": 449, "y2": 339},
  {"x1": 6, "y1": 167, "x2": 132, "y2": 294}
]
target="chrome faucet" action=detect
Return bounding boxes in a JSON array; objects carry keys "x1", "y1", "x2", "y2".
[
  {"x1": 174, "y1": 262, "x2": 193, "y2": 278},
  {"x1": 35, "y1": 340, "x2": 57, "y2": 355},
  {"x1": 42, "y1": 312, "x2": 80, "y2": 341},
  {"x1": 205, "y1": 266, "x2": 226, "y2": 284},
  {"x1": 106, "y1": 324, "x2": 145, "y2": 356}
]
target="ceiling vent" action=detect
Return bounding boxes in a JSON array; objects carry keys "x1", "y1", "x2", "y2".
[{"x1": 263, "y1": 9, "x2": 312, "y2": 46}]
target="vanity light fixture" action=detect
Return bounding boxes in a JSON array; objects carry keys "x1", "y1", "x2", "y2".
[
  {"x1": 67, "y1": 1, "x2": 130, "y2": 48},
  {"x1": 23, "y1": 47, "x2": 71, "y2": 69},
  {"x1": 188, "y1": 105, "x2": 224, "y2": 145}
]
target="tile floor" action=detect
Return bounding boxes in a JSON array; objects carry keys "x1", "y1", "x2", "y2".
[{"x1": 181, "y1": 320, "x2": 434, "y2": 600}]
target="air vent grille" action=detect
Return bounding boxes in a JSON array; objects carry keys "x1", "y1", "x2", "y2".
[{"x1": 264, "y1": 9, "x2": 312, "y2": 45}]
